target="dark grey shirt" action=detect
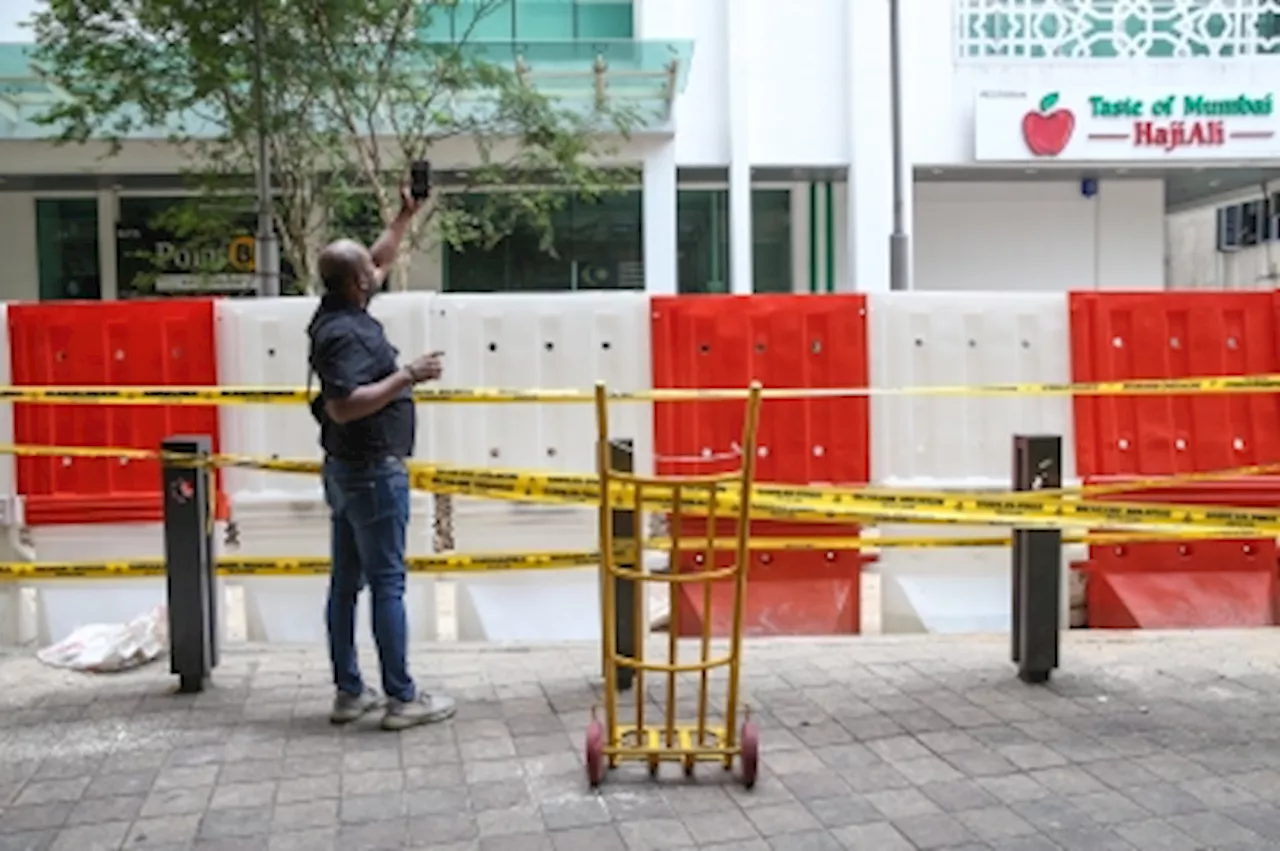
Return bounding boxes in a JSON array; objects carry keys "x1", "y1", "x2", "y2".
[{"x1": 307, "y1": 297, "x2": 415, "y2": 463}]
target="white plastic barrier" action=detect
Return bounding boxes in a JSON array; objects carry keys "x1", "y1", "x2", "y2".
[
  {"x1": 427, "y1": 292, "x2": 654, "y2": 473},
  {"x1": 18, "y1": 521, "x2": 172, "y2": 647},
  {"x1": 868, "y1": 292, "x2": 1076, "y2": 488},
  {"x1": 429, "y1": 293, "x2": 653, "y2": 641},
  {"x1": 874, "y1": 525, "x2": 1081, "y2": 635},
  {"x1": 0, "y1": 585, "x2": 21, "y2": 645},
  {"x1": 0, "y1": 304, "x2": 18, "y2": 639},
  {"x1": 455, "y1": 553, "x2": 664, "y2": 642},
  {"x1": 216, "y1": 291, "x2": 437, "y2": 545},
  {"x1": 868, "y1": 293, "x2": 1077, "y2": 635},
  {"x1": 240, "y1": 576, "x2": 438, "y2": 644},
  {"x1": 215, "y1": 293, "x2": 438, "y2": 641},
  {"x1": 28, "y1": 578, "x2": 225, "y2": 649}
]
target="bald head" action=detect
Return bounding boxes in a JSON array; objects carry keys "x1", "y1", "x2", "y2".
[{"x1": 318, "y1": 239, "x2": 377, "y2": 305}]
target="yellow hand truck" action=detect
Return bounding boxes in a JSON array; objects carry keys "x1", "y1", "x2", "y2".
[{"x1": 585, "y1": 380, "x2": 763, "y2": 789}]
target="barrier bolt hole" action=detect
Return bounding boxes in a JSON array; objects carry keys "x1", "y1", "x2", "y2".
[
  {"x1": 545, "y1": 342, "x2": 554, "y2": 352},
  {"x1": 1175, "y1": 438, "x2": 1186, "y2": 450},
  {"x1": 267, "y1": 347, "x2": 276, "y2": 357},
  {"x1": 1112, "y1": 336, "x2": 1124, "y2": 348},
  {"x1": 914, "y1": 338, "x2": 924, "y2": 347},
  {"x1": 699, "y1": 344, "x2": 710, "y2": 355},
  {"x1": 754, "y1": 342, "x2": 766, "y2": 354},
  {"x1": 546, "y1": 447, "x2": 557, "y2": 458},
  {"x1": 1227, "y1": 336, "x2": 1239, "y2": 350},
  {"x1": 488, "y1": 342, "x2": 498, "y2": 352},
  {"x1": 811, "y1": 340, "x2": 822, "y2": 354},
  {"x1": 968, "y1": 339, "x2": 976, "y2": 348},
  {"x1": 1170, "y1": 336, "x2": 1181, "y2": 350},
  {"x1": 601, "y1": 341, "x2": 611, "y2": 350},
  {"x1": 489, "y1": 448, "x2": 500, "y2": 459},
  {"x1": 1118, "y1": 438, "x2": 1130, "y2": 450},
  {"x1": 1234, "y1": 438, "x2": 1246, "y2": 451},
  {"x1": 760, "y1": 553, "x2": 772, "y2": 565}
]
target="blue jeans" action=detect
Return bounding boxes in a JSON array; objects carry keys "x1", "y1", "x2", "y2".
[{"x1": 322, "y1": 456, "x2": 416, "y2": 702}]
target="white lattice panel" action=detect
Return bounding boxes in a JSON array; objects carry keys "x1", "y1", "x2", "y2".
[
  {"x1": 869, "y1": 292, "x2": 1076, "y2": 488},
  {"x1": 956, "y1": 0, "x2": 1280, "y2": 59}
]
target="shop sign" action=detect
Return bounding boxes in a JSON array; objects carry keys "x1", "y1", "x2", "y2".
[{"x1": 975, "y1": 88, "x2": 1279, "y2": 162}]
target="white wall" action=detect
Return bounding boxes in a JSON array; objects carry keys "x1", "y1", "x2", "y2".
[
  {"x1": 900, "y1": 0, "x2": 1280, "y2": 166},
  {"x1": 914, "y1": 180, "x2": 1165, "y2": 291},
  {"x1": 0, "y1": 193, "x2": 38, "y2": 302},
  {"x1": 10, "y1": 1, "x2": 1258, "y2": 298}
]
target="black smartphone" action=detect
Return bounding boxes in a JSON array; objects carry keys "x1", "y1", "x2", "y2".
[{"x1": 410, "y1": 160, "x2": 432, "y2": 200}]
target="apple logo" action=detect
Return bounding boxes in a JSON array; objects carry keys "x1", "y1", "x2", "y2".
[{"x1": 1022, "y1": 92, "x2": 1075, "y2": 157}]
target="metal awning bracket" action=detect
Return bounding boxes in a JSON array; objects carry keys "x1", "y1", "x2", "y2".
[{"x1": 592, "y1": 54, "x2": 607, "y2": 108}]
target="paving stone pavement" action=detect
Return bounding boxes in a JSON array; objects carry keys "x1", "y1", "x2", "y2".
[{"x1": 3, "y1": 630, "x2": 1280, "y2": 850}]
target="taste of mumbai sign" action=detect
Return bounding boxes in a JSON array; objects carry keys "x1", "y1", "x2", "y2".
[{"x1": 974, "y1": 88, "x2": 1279, "y2": 162}]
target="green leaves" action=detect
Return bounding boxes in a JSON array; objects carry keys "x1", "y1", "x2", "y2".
[
  {"x1": 32, "y1": 0, "x2": 642, "y2": 292},
  {"x1": 1039, "y1": 92, "x2": 1060, "y2": 113}
]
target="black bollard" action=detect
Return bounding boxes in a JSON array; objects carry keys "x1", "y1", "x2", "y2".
[
  {"x1": 1011, "y1": 434, "x2": 1062, "y2": 685},
  {"x1": 161, "y1": 436, "x2": 218, "y2": 694}
]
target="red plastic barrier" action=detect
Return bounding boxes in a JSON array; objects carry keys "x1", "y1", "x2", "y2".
[
  {"x1": 652, "y1": 294, "x2": 870, "y2": 484},
  {"x1": 1071, "y1": 476, "x2": 1280, "y2": 628},
  {"x1": 1077, "y1": 539, "x2": 1276, "y2": 629},
  {"x1": 9, "y1": 299, "x2": 224, "y2": 525},
  {"x1": 669, "y1": 518, "x2": 864, "y2": 637},
  {"x1": 651, "y1": 295, "x2": 873, "y2": 636},
  {"x1": 1070, "y1": 291, "x2": 1280, "y2": 477}
]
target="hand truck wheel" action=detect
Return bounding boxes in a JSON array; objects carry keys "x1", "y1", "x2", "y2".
[
  {"x1": 585, "y1": 719, "x2": 606, "y2": 788},
  {"x1": 740, "y1": 721, "x2": 759, "y2": 789}
]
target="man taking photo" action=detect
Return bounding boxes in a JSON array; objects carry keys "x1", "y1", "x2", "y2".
[{"x1": 306, "y1": 182, "x2": 455, "y2": 731}]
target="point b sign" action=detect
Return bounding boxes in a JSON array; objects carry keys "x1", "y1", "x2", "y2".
[{"x1": 975, "y1": 88, "x2": 1280, "y2": 162}]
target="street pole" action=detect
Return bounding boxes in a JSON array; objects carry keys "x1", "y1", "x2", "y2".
[
  {"x1": 252, "y1": 0, "x2": 280, "y2": 297},
  {"x1": 888, "y1": 0, "x2": 909, "y2": 291}
]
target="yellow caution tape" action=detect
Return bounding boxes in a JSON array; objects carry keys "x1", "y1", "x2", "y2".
[
  {"x1": 3, "y1": 372, "x2": 1280, "y2": 406},
  {"x1": 6, "y1": 526, "x2": 1268, "y2": 581},
  {"x1": 0, "y1": 550, "x2": 605, "y2": 580},
  {"x1": 648, "y1": 529, "x2": 1274, "y2": 552},
  {"x1": 2, "y1": 441, "x2": 1279, "y2": 536},
  {"x1": 407, "y1": 464, "x2": 1280, "y2": 536}
]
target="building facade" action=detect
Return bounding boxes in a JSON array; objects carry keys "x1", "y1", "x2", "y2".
[{"x1": 1, "y1": 0, "x2": 1279, "y2": 301}]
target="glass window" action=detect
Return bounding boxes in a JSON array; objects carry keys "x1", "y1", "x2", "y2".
[
  {"x1": 676, "y1": 188, "x2": 793, "y2": 294},
  {"x1": 420, "y1": 0, "x2": 632, "y2": 41},
  {"x1": 35, "y1": 198, "x2": 101, "y2": 301},
  {"x1": 676, "y1": 189, "x2": 728, "y2": 294},
  {"x1": 444, "y1": 191, "x2": 642, "y2": 292},
  {"x1": 445, "y1": 187, "x2": 791, "y2": 294},
  {"x1": 751, "y1": 190, "x2": 792, "y2": 294},
  {"x1": 116, "y1": 196, "x2": 299, "y2": 298}
]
